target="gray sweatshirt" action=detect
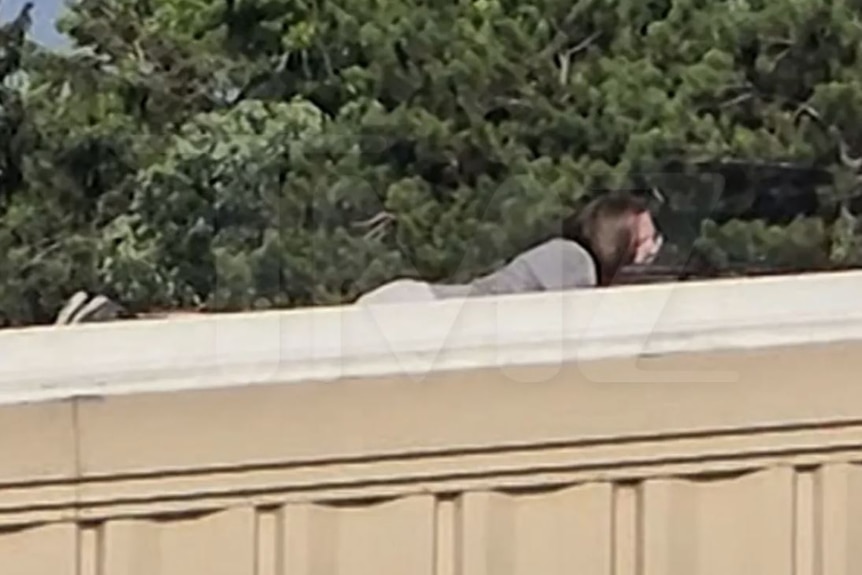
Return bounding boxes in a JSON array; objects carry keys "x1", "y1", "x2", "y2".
[
  {"x1": 356, "y1": 238, "x2": 598, "y2": 305},
  {"x1": 431, "y1": 238, "x2": 598, "y2": 299}
]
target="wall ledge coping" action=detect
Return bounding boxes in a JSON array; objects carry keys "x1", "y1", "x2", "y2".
[{"x1": 2, "y1": 271, "x2": 862, "y2": 405}]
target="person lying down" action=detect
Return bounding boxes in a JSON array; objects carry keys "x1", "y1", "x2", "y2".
[
  {"x1": 51, "y1": 192, "x2": 662, "y2": 324},
  {"x1": 355, "y1": 192, "x2": 663, "y2": 305}
]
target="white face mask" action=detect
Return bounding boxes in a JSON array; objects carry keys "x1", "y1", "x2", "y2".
[
  {"x1": 637, "y1": 233, "x2": 663, "y2": 265},
  {"x1": 632, "y1": 212, "x2": 663, "y2": 265}
]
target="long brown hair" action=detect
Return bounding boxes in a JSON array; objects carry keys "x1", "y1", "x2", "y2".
[{"x1": 562, "y1": 192, "x2": 651, "y2": 286}]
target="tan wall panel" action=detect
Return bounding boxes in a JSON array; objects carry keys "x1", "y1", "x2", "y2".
[
  {"x1": 6, "y1": 339, "x2": 862, "y2": 571},
  {"x1": 102, "y1": 507, "x2": 256, "y2": 575},
  {"x1": 76, "y1": 342, "x2": 862, "y2": 479},
  {"x1": 642, "y1": 467, "x2": 795, "y2": 575},
  {"x1": 459, "y1": 484, "x2": 614, "y2": 575},
  {"x1": 281, "y1": 496, "x2": 435, "y2": 575},
  {"x1": 816, "y1": 463, "x2": 862, "y2": 575},
  {"x1": 0, "y1": 401, "x2": 76, "y2": 484},
  {"x1": 0, "y1": 523, "x2": 76, "y2": 575}
]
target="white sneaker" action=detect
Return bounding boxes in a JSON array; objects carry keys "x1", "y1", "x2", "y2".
[
  {"x1": 54, "y1": 291, "x2": 90, "y2": 325},
  {"x1": 54, "y1": 291, "x2": 127, "y2": 325},
  {"x1": 69, "y1": 294, "x2": 125, "y2": 323}
]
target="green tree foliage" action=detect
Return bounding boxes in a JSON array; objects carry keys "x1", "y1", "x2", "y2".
[{"x1": 4, "y1": 0, "x2": 862, "y2": 325}]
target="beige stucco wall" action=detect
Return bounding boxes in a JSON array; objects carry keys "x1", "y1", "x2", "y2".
[{"x1": 2, "y1": 339, "x2": 862, "y2": 574}]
